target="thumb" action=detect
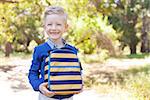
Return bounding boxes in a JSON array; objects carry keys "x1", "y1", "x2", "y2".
[{"x1": 42, "y1": 82, "x2": 48, "y2": 87}]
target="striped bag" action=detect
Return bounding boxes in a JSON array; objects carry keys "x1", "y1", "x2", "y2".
[{"x1": 46, "y1": 47, "x2": 83, "y2": 95}]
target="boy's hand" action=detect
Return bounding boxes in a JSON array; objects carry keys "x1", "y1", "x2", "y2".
[{"x1": 39, "y1": 82, "x2": 55, "y2": 97}]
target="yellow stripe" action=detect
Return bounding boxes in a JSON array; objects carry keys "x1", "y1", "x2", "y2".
[
  {"x1": 44, "y1": 65, "x2": 47, "y2": 71},
  {"x1": 51, "y1": 53, "x2": 77, "y2": 58},
  {"x1": 51, "y1": 84, "x2": 82, "y2": 90},
  {"x1": 44, "y1": 74, "x2": 48, "y2": 80},
  {"x1": 44, "y1": 66, "x2": 80, "y2": 72},
  {"x1": 44, "y1": 75, "x2": 82, "y2": 80},
  {"x1": 51, "y1": 68, "x2": 80, "y2": 72},
  {"x1": 51, "y1": 62, "x2": 79, "y2": 66},
  {"x1": 45, "y1": 57, "x2": 49, "y2": 62},
  {"x1": 45, "y1": 53, "x2": 77, "y2": 62},
  {"x1": 44, "y1": 62, "x2": 80, "y2": 71}
]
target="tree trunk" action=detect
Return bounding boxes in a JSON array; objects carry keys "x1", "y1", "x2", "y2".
[
  {"x1": 25, "y1": 38, "x2": 31, "y2": 53},
  {"x1": 5, "y1": 42, "x2": 12, "y2": 57},
  {"x1": 130, "y1": 43, "x2": 136, "y2": 54},
  {"x1": 129, "y1": 32, "x2": 137, "y2": 54},
  {"x1": 141, "y1": 16, "x2": 149, "y2": 53}
]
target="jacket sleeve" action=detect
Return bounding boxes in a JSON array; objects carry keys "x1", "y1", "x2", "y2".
[{"x1": 28, "y1": 47, "x2": 44, "y2": 91}]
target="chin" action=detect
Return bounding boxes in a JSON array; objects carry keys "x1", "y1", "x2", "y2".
[
  {"x1": 50, "y1": 37, "x2": 61, "y2": 41},
  {"x1": 48, "y1": 35, "x2": 60, "y2": 39}
]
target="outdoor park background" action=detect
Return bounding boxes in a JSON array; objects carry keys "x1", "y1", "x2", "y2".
[{"x1": 0, "y1": 0, "x2": 150, "y2": 100}]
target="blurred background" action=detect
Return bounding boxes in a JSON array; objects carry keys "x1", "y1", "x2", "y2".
[{"x1": 0, "y1": 0, "x2": 150, "y2": 100}]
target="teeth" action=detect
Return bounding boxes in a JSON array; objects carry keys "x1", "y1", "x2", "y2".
[{"x1": 50, "y1": 32, "x2": 59, "y2": 34}]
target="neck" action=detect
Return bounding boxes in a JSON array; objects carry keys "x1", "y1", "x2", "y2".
[{"x1": 50, "y1": 38, "x2": 64, "y2": 47}]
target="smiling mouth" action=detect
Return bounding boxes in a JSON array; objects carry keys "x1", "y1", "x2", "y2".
[{"x1": 49, "y1": 32, "x2": 59, "y2": 34}]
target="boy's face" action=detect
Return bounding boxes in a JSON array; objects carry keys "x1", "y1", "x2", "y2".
[{"x1": 44, "y1": 14, "x2": 68, "y2": 41}]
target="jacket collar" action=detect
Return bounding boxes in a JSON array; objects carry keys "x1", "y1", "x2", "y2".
[{"x1": 46, "y1": 38, "x2": 67, "y2": 49}]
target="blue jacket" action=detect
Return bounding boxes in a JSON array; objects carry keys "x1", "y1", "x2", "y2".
[{"x1": 28, "y1": 41, "x2": 79, "y2": 99}]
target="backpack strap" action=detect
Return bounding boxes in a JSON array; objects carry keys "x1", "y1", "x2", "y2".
[
  {"x1": 48, "y1": 53, "x2": 51, "y2": 90},
  {"x1": 47, "y1": 48, "x2": 57, "y2": 91}
]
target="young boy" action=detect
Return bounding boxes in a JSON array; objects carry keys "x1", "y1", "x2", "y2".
[{"x1": 28, "y1": 6, "x2": 81, "y2": 100}]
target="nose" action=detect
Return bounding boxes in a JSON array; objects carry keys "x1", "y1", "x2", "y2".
[{"x1": 51, "y1": 24, "x2": 56, "y2": 30}]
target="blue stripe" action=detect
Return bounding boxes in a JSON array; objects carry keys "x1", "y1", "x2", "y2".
[
  {"x1": 49, "y1": 89, "x2": 82, "y2": 91},
  {"x1": 45, "y1": 70, "x2": 48, "y2": 74},
  {"x1": 50, "y1": 80, "x2": 82, "y2": 84},
  {"x1": 44, "y1": 62, "x2": 48, "y2": 66},
  {"x1": 48, "y1": 55, "x2": 51, "y2": 89},
  {"x1": 51, "y1": 94, "x2": 73, "y2": 99},
  {"x1": 50, "y1": 58, "x2": 79, "y2": 62},
  {"x1": 50, "y1": 72, "x2": 81, "y2": 76},
  {"x1": 45, "y1": 70, "x2": 81, "y2": 75}
]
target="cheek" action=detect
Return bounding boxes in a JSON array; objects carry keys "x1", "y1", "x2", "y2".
[{"x1": 45, "y1": 26, "x2": 50, "y2": 31}]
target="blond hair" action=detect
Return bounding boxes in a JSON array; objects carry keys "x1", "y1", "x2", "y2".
[{"x1": 43, "y1": 6, "x2": 68, "y2": 23}]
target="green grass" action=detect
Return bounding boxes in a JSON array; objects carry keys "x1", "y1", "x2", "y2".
[
  {"x1": 0, "y1": 50, "x2": 4, "y2": 57},
  {"x1": 110, "y1": 53, "x2": 150, "y2": 59},
  {"x1": 84, "y1": 64, "x2": 150, "y2": 99},
  {"x1": 124, "y1": 66, "x2": 150, "y2": 100},
  {"x1": 80, "y1": 51, "x2": 109, "y2": 63},
  {"x1": 126, "y1": 53, "x2": 150, "y2": 59},
  {"x1": 0, "y1": 50, "x2": 32, "y2": 59},
  {"x1": 121, "y1": 64, "x2": 150, "y2": 76},
  {"x1": 11, "y1": 51, "x2": 31, "y2": 58}
]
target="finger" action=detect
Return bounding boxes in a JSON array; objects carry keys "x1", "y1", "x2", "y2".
[
  {"x1": 42, "y1": 87, "x2": 55, "y2": 96},
  {"x1": 39, "y1": 83, "x2": 48, "y2": 94},
  {"x1": 44, "y1": 82, "x2": 49, "y2": 88},
  {"x1": 42, "y1": 82, "x2": 48, "y2": 86},
  {"x1": 44, "y1": 90, "x2": 55, "y2": 97}
]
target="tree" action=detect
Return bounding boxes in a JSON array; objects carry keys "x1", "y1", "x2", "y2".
[
  {"x1": 140, "y1": 0, "x2": 150, "y2": 53},
  {"x1": 0, "y1": 0, "x2": 45, "y2": 54},
  {"x1": 108, "y1": 0, "x2": 142, "y2": 54},
  {"x1": 5, "y1": 41, "x2": 12, "y2": 57},
  {"x1": 0, "y1": 2, "x2": 17, "y2": 56}
]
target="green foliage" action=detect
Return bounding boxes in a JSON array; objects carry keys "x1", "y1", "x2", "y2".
[
  {"x1": 47, "y1": 0, "x2": 117, "y2": 55},
  {"x1": 1, "y1": 0, "x2": 149, "y2": 56},
  {"x1": 0, "y1": 3, "x2": 16, "y2": 43},
  {"x1": 109, "y1": 0, "x2": 150, "y2": 54},
  {"x1": 69, "y1": 2, "x2": 117, "y2": 54},
  {"x1": 0, "y1": 0, "x2": 45, "y2": 53},
  {"x1": 81, "y1": 49, "x2": 109, "y2": 63},
  {"x1": 0, "y1": 0, "x2": 118, "y2": 56}
]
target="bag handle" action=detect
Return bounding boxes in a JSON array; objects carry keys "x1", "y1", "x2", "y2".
[{"x1": 48, "y1": 53, "x2": 51, "y2": 90}]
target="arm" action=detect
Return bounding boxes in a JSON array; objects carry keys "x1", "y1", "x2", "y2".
[
  {"x1": 28, "y1": 47, "x2": 55, "y2": 96},
  {"x1": 28, "y1": 47, "x2": 43, "y2": 91}
]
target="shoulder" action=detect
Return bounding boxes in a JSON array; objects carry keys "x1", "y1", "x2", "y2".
[
  {"x1": 35, "y1": 42, "x2": 47, "y2": 50},
  {"x1": 33, "y1": 42, "x2": 51, "y2": 59},
  {"x1": 34, "y1": 42, "x2": 50, "y2": 53},
  {"x1": 66, "y1": 44, "x2": 79, "y2": 53},
  {"x1": 36, "y1": 42, "x2": 47, "y2": 48}
]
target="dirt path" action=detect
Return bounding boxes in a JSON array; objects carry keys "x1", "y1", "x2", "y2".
[{"x1": 0, "y1": 56, "x2": 150, "y2": 100}]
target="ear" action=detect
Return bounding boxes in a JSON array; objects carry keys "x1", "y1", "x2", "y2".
[
  {"x1": 43, "y1": 20, "x2": 46, "y2": 30},
  {"x1": 64, "y1": 24, "x2": 69, "y2": 32}
]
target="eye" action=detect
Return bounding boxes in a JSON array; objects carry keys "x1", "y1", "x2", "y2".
[
  {"x1": 47, "y1": 24, "x2": 52, "y2": 26},
  {"x1": 57, "y1": 24, "x2": 61, "y2": 26}
]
